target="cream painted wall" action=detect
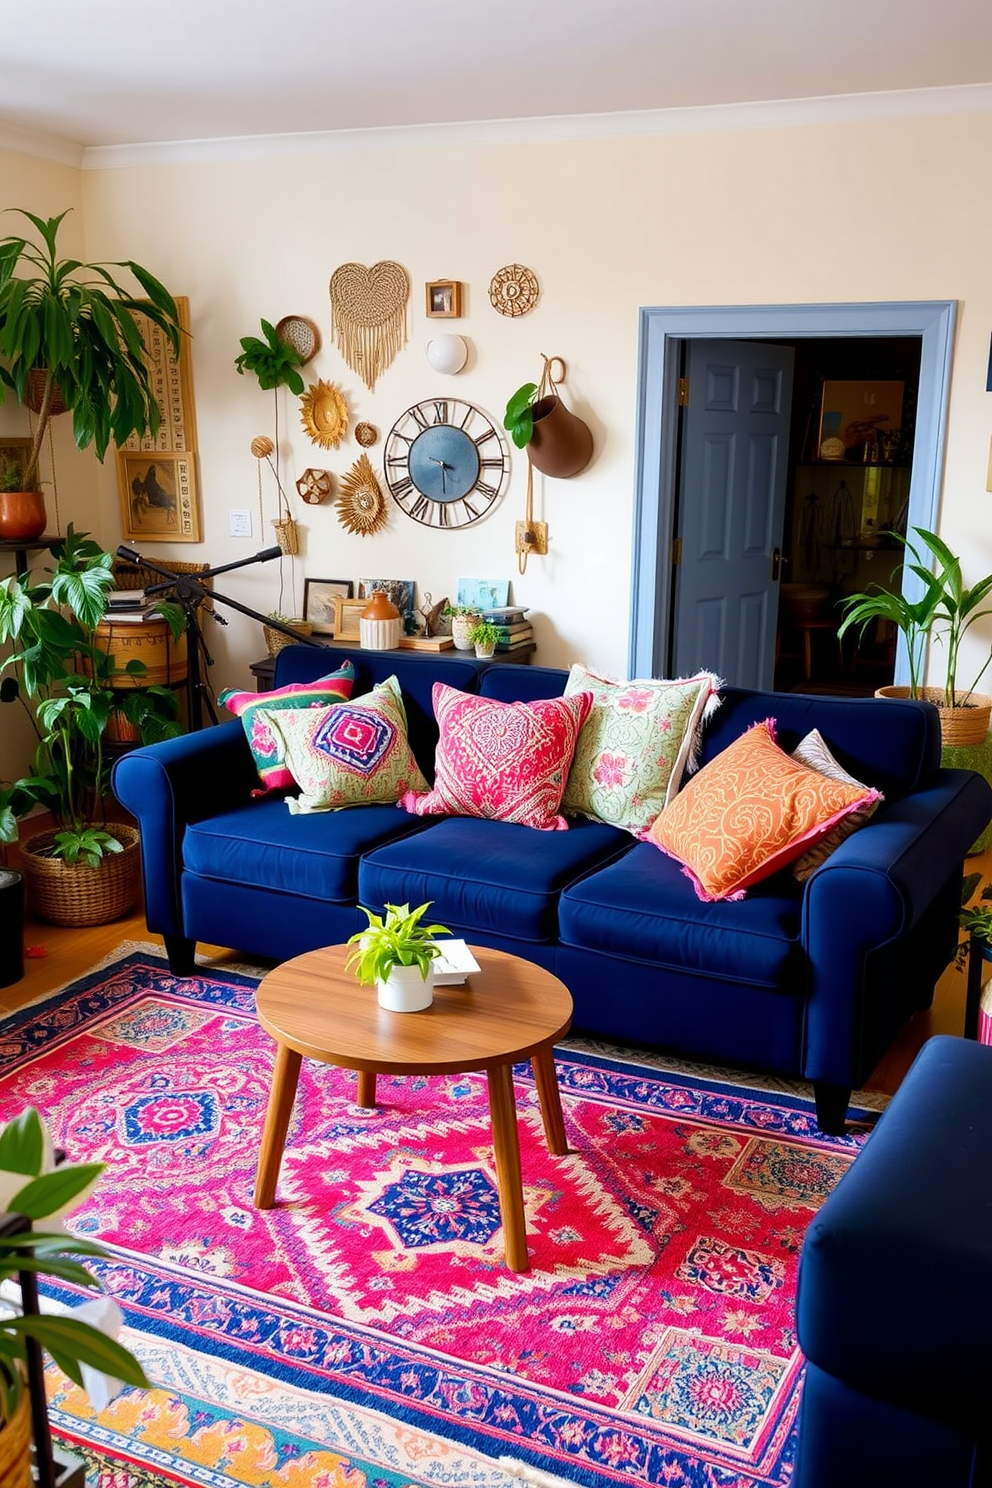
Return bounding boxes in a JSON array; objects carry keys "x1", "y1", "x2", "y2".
[
  {"x1": 7, "y1": 105, "x2": 992, "y2": 755},
  {"x1": 0, "y1": 152, "x2": 94, "y2": 792}
]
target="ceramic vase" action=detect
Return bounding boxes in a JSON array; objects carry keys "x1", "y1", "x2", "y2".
[
  {"x1": 0, "y1": 489, "x2": 46, "y2": 542},
  {"x1": 360, "y1": 590, "x2": 402, "y2": 650},
  {"x1": 377, "y1": 963, "x2": 435, "y2": 1013}
]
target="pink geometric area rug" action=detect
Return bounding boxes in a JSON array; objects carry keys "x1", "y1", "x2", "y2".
[{"x1": 0, "y1": 953, "x2": 876, "y2": 1487}]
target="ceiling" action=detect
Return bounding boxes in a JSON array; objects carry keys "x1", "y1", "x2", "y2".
[{"x1": 2, "y1": 0, "x2": 990, "y2": 154}]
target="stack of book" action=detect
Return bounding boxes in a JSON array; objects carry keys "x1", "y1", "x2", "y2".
[
  {"x1": 482, "y1": 606, "x2": 534, "y2": 652},
  {"x1": 104, "y1": 590, "x2": 161, "y2": 624}
]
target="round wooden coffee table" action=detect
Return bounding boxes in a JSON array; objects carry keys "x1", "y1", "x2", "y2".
[{"x1": 252, "y1": 943, "x2": 573, "y2": 1272}]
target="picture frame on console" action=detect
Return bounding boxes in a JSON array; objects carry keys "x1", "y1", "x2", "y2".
[
  {"x1": 304, "y1": 577, "x2": 353, "y2": 635},
  {"x1": 333, "y1": 596, "x2": 366, "y2": 642}
]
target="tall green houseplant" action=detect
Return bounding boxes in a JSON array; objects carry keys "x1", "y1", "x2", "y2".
[
  {"x1": 0, "y1": 208, "x2": 182, "y2": 494},
  {"x1": 0, "y1": 527, "x2": 182, "y2": 867}
]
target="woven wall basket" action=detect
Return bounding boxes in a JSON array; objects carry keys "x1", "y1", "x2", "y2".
[
  {"x1": 0, "y1": 1385, "x2": 32, "y2": 1488},
  {"x1": 263, "y1": 619, "x2": 313, "y2": 656},
  {"x1": 21, "y1": 823, "x2": 141, "y2": 927},
  {"x1": 875, "y1": 685, "x2": 992, "y2": 747}
]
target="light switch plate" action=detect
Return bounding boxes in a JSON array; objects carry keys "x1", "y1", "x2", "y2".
[{"x1": 229, "y1": 509, "x2": 252, "y2": 538}]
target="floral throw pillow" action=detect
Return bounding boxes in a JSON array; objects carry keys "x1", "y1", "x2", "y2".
[
  {"x1": 648, "y1": 718, "x2": 882, "y2": 901},
  {"x1": 400, "y1": 682, "x2": 594, "y2": 831},
  {"x1": 561, "y1": 665, "x2": 721, "y2": 835},
  {"x1": 260, "y1": 675, "x2": 428, "y2": 814},
  {"x1": 219, "y1": 662, "x2": 355, "y2": 791},
  {"x1": 790, "y1": 729, "x2": 883, "y2": 880}
]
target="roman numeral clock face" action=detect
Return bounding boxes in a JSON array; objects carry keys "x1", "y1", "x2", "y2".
[{"x1": 384, "y1": 399, "x2": 509, "y2": 528}]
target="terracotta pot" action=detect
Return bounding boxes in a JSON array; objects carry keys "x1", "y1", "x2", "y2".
[
  {"x1": 0, "y1": 489, "x2": 46, "y2": 541},
  {"x1": 359, "y1": 590, "x2": 402, "y2": 650},
  {"x1": 875, "y1": 684, "x2": 992, "y2": 747},
  {"x1": 527, "y1": 394, "x2": 594, "y2": 478}
]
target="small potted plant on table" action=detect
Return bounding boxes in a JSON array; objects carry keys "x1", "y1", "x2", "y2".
[
  {"x1": 470, "y1": 619, "x2": 501, "y2": 660},
  {"x1": 347, "y1": 901, "x2": 451, "y2": 1012},
  {"x1": 442, "y1": 604, "x2": 482, "y2": 652}
]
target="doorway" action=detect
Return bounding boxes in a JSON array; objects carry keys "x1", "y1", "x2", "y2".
[{"x1": 629, "y1": 302, "x2": 956, "y2": 687}]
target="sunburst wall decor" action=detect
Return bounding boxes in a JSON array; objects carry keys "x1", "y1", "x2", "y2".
[
  {"x1": 335, "y1": 453, "x2": 387, "y2": 536},
  {"x1": 300, "y1": 380, "x2": 349, "y2": 449}
]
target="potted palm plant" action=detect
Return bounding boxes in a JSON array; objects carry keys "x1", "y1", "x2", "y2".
[
  {"x1": 837, "y1": 527, "x2": 992, "y2": 745},
  {"x1": 347, "y1": 901, "x2": 451, "y2": 1012},
  {"x1": 0, "y1": 527, "x2": 183, "y2": 926},
  {"x1": 0, "y1": 1107, "x2": 148, "y2": 1486},
  {"x1": 0, "y1": 208, "x2": 182, "y2": 541}
]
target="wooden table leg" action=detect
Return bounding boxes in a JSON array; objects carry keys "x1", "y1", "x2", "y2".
[
  {"x1": 486, "y1": 1061, "x2": 529, "y2": 1273},
  {"x1": 356, "y1": 1070, "x2": 377, "y2": 1107},
  {"x1": 254, "y1": 1042, "x2": 303, "y2": 1208},
  {"x1": 532, "y1": 1045, "x2": 569, "y2": 1155}
]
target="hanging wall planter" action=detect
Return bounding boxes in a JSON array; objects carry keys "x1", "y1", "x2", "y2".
[{"x1": 504, "y1": 355, "x2": 594, "y2": 478}]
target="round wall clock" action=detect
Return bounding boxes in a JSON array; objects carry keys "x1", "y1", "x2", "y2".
[{"x1": 383, "y1": 398, "x2": 509, "y2": 528}]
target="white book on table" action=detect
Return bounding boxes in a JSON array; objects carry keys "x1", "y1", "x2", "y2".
[{"x1": 432, "y1": 939, "x2": 481, "y2": 984}]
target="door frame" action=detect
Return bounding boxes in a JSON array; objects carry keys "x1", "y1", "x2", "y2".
[{"x1": 628, "y1": 301, "x2": 957, "y2": 682}]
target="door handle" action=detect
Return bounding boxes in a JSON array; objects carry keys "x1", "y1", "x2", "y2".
[{"x1": 771, "y1": 548, "x2": 782, "y2": 582}]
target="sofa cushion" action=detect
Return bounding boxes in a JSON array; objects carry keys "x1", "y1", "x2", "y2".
[
  {"x1": 649, "y1": 720, "x2": 880, "y2": 901},
  {"x1": 791, "y1": 728, "x2": 883, "y2": 880},
  {"x1": 401, "y1": 682, "x2": 594, "y2": 831},
  {"x1": 182, "y1": 795, "x2": 431, "y2": 904},
  {"x1": 218, "y1": 661, "x2": 355, "y2": 791},
  {"x1": 262, "y1": 675, "x2": 429, "y2": 814},
  {"x1": 561, "y1": 664, "x2": 720, "y2": 834},
  {"x1": 359, "y1": 815, "x2": 631, "y2": 944},
  {"x1": 559, "y1": 842, "x2": 803, "y2": 989}
]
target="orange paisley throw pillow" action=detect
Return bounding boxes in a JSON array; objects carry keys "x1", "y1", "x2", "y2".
[{"x1": 647, "y1": 719, "x2": 881, "y2": 901}]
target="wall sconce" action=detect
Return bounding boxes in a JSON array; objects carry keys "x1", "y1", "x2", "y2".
[{"x1": 425, "y1": 334, "x2": 469, "y2": 375}]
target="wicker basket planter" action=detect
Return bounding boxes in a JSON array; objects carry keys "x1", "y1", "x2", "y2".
[
  {"x1": 263, "y1": 620, "x2": 313, "y2": 656},
  {"x1": 875, "y1": 685, "x2": 992, "y2": 747},
  {"x1": 20, "y1": 823, "x2": 142, "y2": 927},
  {"x1": 0, "y1": 1386, "x2": 32, "y2": 1488}
]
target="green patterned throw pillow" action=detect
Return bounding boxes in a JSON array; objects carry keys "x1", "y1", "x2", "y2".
[{"x1": 561, "y1": 665, "x2": 721, "y2": 836}]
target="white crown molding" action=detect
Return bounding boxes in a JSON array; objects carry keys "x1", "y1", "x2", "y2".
[
  {"x1": 0, "y1": 120, "x2": 83, "y2": 169},
  {"x1": 0, "y1": 81, "x2": 982, "y2": 172}
]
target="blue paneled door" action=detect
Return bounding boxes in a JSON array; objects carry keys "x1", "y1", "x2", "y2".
[{"x1": 672, "y1": 340, "x2": 795, "y2": 690}]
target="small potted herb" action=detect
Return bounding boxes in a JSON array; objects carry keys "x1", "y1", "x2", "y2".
[
  {"x1": 470, "y1": 619, "x2": 501, "y2": 659},
  {"x1": 346, "y1": 901, "x2": 451, "y2": 1013}
]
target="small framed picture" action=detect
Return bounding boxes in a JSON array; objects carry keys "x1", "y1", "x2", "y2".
[
  {"x1": 304, "y1": 577, "x2": 353, "y2": 635},
  {"x1": 0, "y1": 437, "x2": 32, "y2": 488},
  {"x1": 334, "y1": 596, "x2": 367, "y2": 642},
  {"x1": 425, "y1": 280, "x2": 462, "y2": 319},
  {"x1": 118, "y1": 451, "x2": 201, "y2": 542}
]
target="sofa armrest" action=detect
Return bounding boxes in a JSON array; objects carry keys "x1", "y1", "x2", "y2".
[
  {"x1": 111, "y1": 721, "x2": 259, "y2": 938},
  {"x1": 800, "y1": 769, "x2": 992, "y2": 1084}
]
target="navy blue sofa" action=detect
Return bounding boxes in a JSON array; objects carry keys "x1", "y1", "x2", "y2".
[{"x1": 112, "y1": 649, "x2": 992, "y2": 1133}]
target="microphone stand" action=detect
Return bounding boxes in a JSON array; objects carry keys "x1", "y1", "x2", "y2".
[{"x1": 116, "y1": 544, "x2": 325, "y2": 732}]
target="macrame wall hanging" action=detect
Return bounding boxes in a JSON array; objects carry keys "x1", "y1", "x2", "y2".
[
  {"x1": 329, "y1": 261, "x2": 410, "y2": 391},
  {"x1": 335, "y1": 453, "x2": 387, "y2": 536}
]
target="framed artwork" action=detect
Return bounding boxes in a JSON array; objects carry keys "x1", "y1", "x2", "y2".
[
  {"x1": 456, "y1": 577, "x2": 510, "y2": 611},
  {"x1": 304, "y1": 577, "x2": 353, "y2": 635},
  {"x1": 425, "y1": 280, "x2": 462, "y2": 319},
  {"x1": 358, "y1": 578, "x2": 415, "y2": 625},
  {"x1": 334, "y1": 596, "x2": 366, "y2": 642},
  {"x1": 0, "y1": 436, "x2": 32, "y2": 485},
  {"x1": 117, "y1": 451, "x2": 201, "y2": 542},
  {"x1": 121, "y1": 296, "x2": 197, "y2": 454},
  {"x1": 817, "y1": 380, "x2": 904, "y2": 461}
]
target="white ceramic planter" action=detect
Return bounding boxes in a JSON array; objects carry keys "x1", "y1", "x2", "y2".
[
  {"x1": 451, "y1": 614, "x2": 480, "y2": 651},
  {"x1": 474, "y1": 642, "x2": 495, "y2": 659},
  {"x1": 377, "y1": 963, "x2": 435, "y2": 1013}
]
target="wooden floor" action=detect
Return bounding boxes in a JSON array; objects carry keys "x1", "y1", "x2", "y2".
[{"x1": 2, "y1": 841, "x2": 987, "y2": 1100}]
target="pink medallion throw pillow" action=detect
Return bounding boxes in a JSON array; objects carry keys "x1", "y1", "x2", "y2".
[
  {"x1": 400, "y1": 682, "x2": 594, "y2": 831},
  {"x1": 219, "y1": 662, "x2": 355, "y2": 791}
]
